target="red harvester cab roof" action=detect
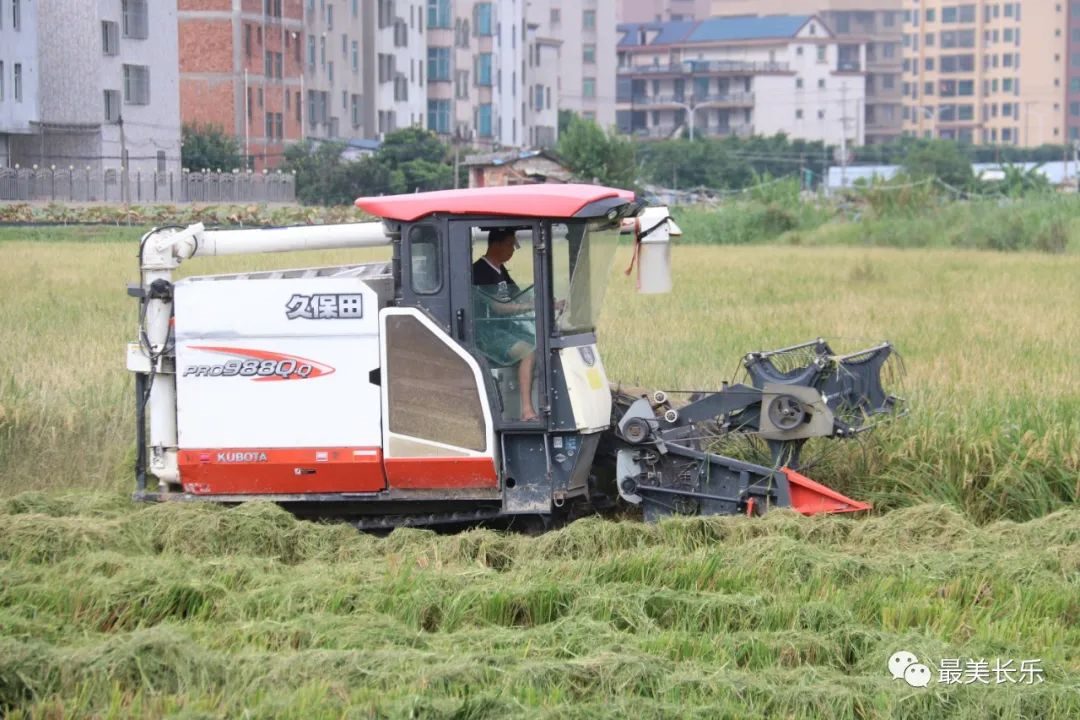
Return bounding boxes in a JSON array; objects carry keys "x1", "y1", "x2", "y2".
[{"x1": 355, "y1": 184, "x2": 636, "y2": 222}]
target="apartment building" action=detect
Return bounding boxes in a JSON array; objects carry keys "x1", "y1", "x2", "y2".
[
  {"x1": 424, "y1": 1, "x2": 563, "y2": 149},
  {"x1": 2, "y1": 0, "x2": 180, "y2": 172},
  {"x1": 616, "y1": 15, "x2": 867, "y2": 146},
  {"x1": 363, "y1": 0, "x2": 426, "y2": 137},
  {"x1": 618, "y1": 0, "x2": 711, "y2": 24},
  {"x1": 427, "y1": 0, "x2": 495, "y2": 146},
  {"x1": 901, "y1": 1, "x2": 1069, "y2": 146},
  {"x1": 524, "y1": 0, "x2": 560, "y2": 146},
  {"x1": 1070, "y1": 1, "x2": 1080, "y2": 141},
  {"x1": 542, "y1": 0, "x2": 617, "y2": 130},
  {"x1": 0, "y1": 0, "x2": 40, "y2": 167},
  {"x1": 179, "y1": 0, "x2": 303, "y2": 169},
  {"x1": 712, "y1": 1, "x2": 903, "y2": 145}
]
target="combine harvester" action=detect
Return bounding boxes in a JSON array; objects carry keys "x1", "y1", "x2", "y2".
[{"x1": 127, "y1": 185, "x2": 899, "y2": 528}]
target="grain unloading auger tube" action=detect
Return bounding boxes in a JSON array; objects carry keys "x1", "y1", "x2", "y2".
[
  {"x1": 126, "y1": 185, "x2": 901, "y2": 528},
  {"x1": 606, "y1": 339, "x2": 903, "y2": 520}
]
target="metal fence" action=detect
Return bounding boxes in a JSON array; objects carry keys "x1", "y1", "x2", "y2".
[{"x1": 0, "y1": 168, "x2": 296, "y2": 204}]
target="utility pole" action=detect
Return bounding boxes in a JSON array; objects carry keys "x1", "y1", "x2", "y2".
[
  {"x1": 839, "y1": 83, "x2": 850, "y2": 189},
  {"x1": 244, "y1": 69, "x2": 250, "y2": 169},
  {"x1": 119, "y1": 115, "x2": 127, "y2": 204}
]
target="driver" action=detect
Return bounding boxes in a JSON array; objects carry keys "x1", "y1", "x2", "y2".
[{"x1": 473, "y1": 228, "x2": 538, "y2": 421}]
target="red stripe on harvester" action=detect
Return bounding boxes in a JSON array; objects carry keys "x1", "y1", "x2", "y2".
[
  {"x1": 385, "y1": 457, "x2": 499, "y2": 489},
  {"x1": 179, "y1": 447, "x2": 385, "y2": 495}
]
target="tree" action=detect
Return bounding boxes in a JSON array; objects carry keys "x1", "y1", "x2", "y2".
[
  {"x1": 181, "y1": 123, "x2": 243, "y2": 171},
  {"x1": 634, "y1": 134, "x2": 829, "y2": 190},
  {"x1": 282, "y1": 127, "x2": 458, "y2": 205},
  {"x1": 558, "y1": 109, "x2": 577, "y2": 135},
  {"x1": 556, "y1": 115, "x2": 636, "y2": 189},
  {"x1": 901, "y1": 140, "x2": 974, "y2": 188},
  {"x1": 377, "y1": 127, "x2": 447, "y2": 166}
]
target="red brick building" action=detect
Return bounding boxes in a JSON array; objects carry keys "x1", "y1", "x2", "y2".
[{"x1": 179, "y1": 0, "x2": 304, "y2": 169}]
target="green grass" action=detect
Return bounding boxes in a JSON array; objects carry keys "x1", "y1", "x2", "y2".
[
  {"x1": 0, "y1": 215, "x2": 1078, "y2": 717},
  {"x1": 675, "y1": 194, "x2": 1080, "y2": 253}
]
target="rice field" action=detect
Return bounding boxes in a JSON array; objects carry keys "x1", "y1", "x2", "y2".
[{"x1": 0, "y1": 220, "x2": 1078, "y2": 717}]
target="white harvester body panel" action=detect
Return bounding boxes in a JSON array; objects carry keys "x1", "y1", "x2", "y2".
[
  {"x1": 559, "y1": 343, "x2": 612, "y2": 433},
  {"x1": 174, "y1": 275, "x2": 383, "y2": 451}
]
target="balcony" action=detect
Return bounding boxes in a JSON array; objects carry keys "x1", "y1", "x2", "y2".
[
  {"x1": 627, "y1": 123, "x2": 754, "y2": 140},
  {"x1": 866, "y1": 57, "x2": 901, "y2": 71},
  {"x1": 619, "y1": 60, "x2": 789, "y2": 76},
  {"x1": 621, "y1": 92, "x2": 755, "y2": 108}
]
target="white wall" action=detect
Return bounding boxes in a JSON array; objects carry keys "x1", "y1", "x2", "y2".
[{"x1": 0, "y1": 0, "x2": 41, "y2": 140}]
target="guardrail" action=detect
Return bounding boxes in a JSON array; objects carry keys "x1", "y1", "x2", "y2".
[{"x1": 0, "y1": 168, "x2": 296, "y2": 204}]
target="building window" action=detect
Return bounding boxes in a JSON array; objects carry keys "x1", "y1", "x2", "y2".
[
  {"x1": 475, "y1": 3, "x2": 493, "y2": 35},
  {"x1": 455, "y1": 70, "x2": 469, "y2": 99},
  {"x1": 796, "y1": 109, "x2": 803, "y2": 119},
  {"x1": 583, "y1": 10, "x2": 595, "y2": 29},
  {"x1": 818, "y1": 109, "x2": 825, "y2": 119},
  {"x1": 13, "y1": 0, "x2": 21, "y2": 30},
  {"x1": 308, "y1": 35, "x2": 316, "y2": 69},
  {"x1": 796, "y1": 78, "x2": 803, "y2": 89},
  {"x1": 122, "y1": 0, "x2": 149, "y2": 40},
  {"x1": 394, "y1": 75, "x2": 408, "y2": 101},
  {"x1": 0, "y1": 62, "x2": 4, "y2": 101},
  {"x1": 320, "y1": 36, "x2": 326, "y2": 66},
  {"x1": 583, "y1": 77, "x2": 596, "y2": 98},
  {"x1": 428, "y1": 0, "x2": 451, "y2": 29},
  {"x1": 551, "y1": 8, "x2": 560, "y2": 24},
  {"x1": 326, "y1": 2, "x2": 333, "y2": 29},
  {"x1": 817, "y1": 46, "x2": 827, "y2": 63},
  {"x1": 428, "y1": 99, "x2": 450, "y2": 133},
  {"x1": 818, "y1": 78, "x2": 826, "y2": 89},
  {"x1": 477, "y1": 103, "x2": 492, "y2": 137},
  {"x1": 476, "y1": 53, "x2": 492, "y2": 86},
  {"x1": 428, "y1": 47, "x2": 451, "y2": 82},
  {"x1": 351, "y1": 94, "x2": 361, "y2": 127},
  {"x1": 378, "y1": 54, "x2": 395, "y2": 83},
  {"x1": 157, "y1": 150, "x2": 166, "y2": 173},
  {"x1": 102, "y1": 21, "x2": 120, "y2": 55},
  {"x1": 122, "y1": 64, "x2": 150, "y2": 104},
  {"x1": 352, "y1": 41, "x2": 359, "y2": 72},
  {"x1": 103, "y1": 89, "x2": 121, "y2": 121},
  {"x1": 378, "y1": 0, "x2": 394, "y2": 28},
  {"x1": 583, "y1": 44, "x2": 596, "y2": 64}
]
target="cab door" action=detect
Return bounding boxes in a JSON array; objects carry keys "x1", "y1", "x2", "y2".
[
  {"x1": 447, "y1": 219, "x2": 549, "y2": 427},
  {"x1": 378, "y1": 307, "x2": 498, "y2": 489}
]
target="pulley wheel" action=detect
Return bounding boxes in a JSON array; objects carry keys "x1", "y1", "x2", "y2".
[{"x1": 767, "y1": 394, "x2": 807, "y2": 431}]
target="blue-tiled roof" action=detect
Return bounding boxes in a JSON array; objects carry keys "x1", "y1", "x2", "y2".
[
  {"x1": 619, "y1": 15, "x2": 814, "y2": 47},
  {"x1": 690, "y1": 15, "x2": 812, "y2": 42}
]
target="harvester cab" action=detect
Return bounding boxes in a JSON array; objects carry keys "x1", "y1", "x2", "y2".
[{"x1": 127, "y1": 184, "x2": 900, "y2": 529}]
